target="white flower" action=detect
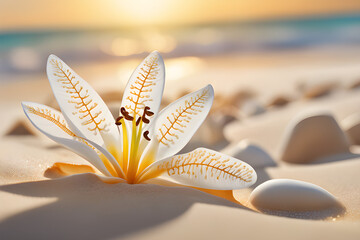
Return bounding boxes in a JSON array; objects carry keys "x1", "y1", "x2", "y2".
[{"x1": 22, "y1": 51, "x2": 257, "y2": 190}]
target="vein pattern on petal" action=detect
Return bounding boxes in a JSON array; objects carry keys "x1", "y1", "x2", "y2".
[
  {"x1": 22, "y1": 102, "x2": 115, "y2": 176},
  {"x1": 158, "y1": 88, "x2": 209, "y2": 146},
  {"x1": 121, "y1": 51, "x2": 165, "y2": 121},
  {"x1": 161, "y1": 149, "x2": 254, "y2": 182},
  {"x1": 126, "y1": 56, "x2": 158, "y2": 117},
  {"x1": 49, "y1": 59, "x2": 107, "y2": 133},
  {"x1": 154, "y1": 85, "x2": 214, "y2": 160},
  {"x1": 26, "y1": 105, "x2": 96, "y2": 150},
  {"x1": 138, "y1": 148, "x2": 257, "y2": 190}
]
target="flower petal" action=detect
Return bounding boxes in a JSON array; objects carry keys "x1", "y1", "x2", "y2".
[
  {"x1": 46, "y1": 163, "x2": 96, "y2": 177},
  {"x1": 22, "y1": 102, "x2": 113, "y2": 177},
  {"x1": 137, "y1": 148, "x2": 257, "y2": 190},
  {"x1": 46, "y1": 55, "x2": 119, "y2": 149},
  {"x1": 154, "y1": 85, "x2": 214, "y2": 160},
  {"x1": 121, "y1": 51, "x2": 165, "y2": 120}
]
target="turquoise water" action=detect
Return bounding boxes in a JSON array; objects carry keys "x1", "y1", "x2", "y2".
[{"x1": 1, "y1": 13, "x2": 360, "y2": 75}]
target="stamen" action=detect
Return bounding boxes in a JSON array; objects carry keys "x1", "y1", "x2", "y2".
[
  {"x1": 136, "y1": 117, "x2": 141, "y2": 126},
  {"x1": 142, "y1": 115, "x2": 150, "y2": 124},
  {"x1": 115, "y1": 116, "x2": 123, "y2": 125},
  {"x1": 141, "y1": 106, "x2": 154, "y2": 124},
  {"x1": 144, "y1": 106, "x2": 154, "y2": 116},
  {"x1": 143, "y1": 130, "x2": 151, "y2": 141},
  {"x1": 119, "y1": 117, "x2": 129, "y2": 173},
  {"x1": 120, "y1": 107, "x2": 134, "y2": 121}
]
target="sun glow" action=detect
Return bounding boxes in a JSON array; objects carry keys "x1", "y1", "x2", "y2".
[
  {"x1": 117, "y1": 0, "x2": 174, "y2": 26},
  {"x1": 100, "y1": 33, "x2": 177, "y2": 57},
  {"x1": 1, "y1": 0, "x2": 360, "y2": 30}
]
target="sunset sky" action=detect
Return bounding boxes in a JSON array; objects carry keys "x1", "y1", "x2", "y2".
[{"x1": 0, "y1": 0, "x2": 360, "y2": 31}]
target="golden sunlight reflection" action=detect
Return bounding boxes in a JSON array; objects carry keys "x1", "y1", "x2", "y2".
[
  {"x1": 145, "y1": 33, "x2": 177, "y2": 53},
  {"x1": 111, "y1": 38, "x2": 143, "y2": 57},
  {"x1": 166, "y1": 57, "x2": 205, "y2": 81},
  {"x1": 116, "y1": 57, "x2": 205, "y2": 86},
  {"x1": 100, "y1": 33, "x2": 177, "y2": 57}
]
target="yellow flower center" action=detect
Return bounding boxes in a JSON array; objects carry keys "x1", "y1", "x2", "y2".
[{"x1": 110, "y1": 106, "x2": 156, "y2": 183}]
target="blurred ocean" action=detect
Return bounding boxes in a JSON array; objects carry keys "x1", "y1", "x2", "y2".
[{"x1": 1, "y1": 13, "x2": 360, "y2": 77}]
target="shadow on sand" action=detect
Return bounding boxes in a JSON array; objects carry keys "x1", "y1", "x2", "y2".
[
  {"x1": 0, "y1": 173, "x2": 252, "y2": 240},
  {"x1": 310, "y1": 152, "x2": 360, "y2": 165}
]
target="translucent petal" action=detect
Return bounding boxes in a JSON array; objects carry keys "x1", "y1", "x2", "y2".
[
  {"x1": 120, "y1": 51, "x2": 165, "y2": 120},
  {"x1": 84, "y1": 135, "x2": 125, "y2": 179},
  {"x1": 46, "y1": 55, "x2": 119, "y2": 148},
  {"x1": 138, "y1": 148, "x2": 257, "y2": 190},
  {"x1": 154, "y1": 85, "x2": 214, "y2": 160},
  {"x1": 22, "y1": 102, "x2": 112, "y2": 177},
  {"x1": 46, "y1": 163, "x2": 96, "y2": 177},
  {"x1": 137, "y1": 136, "x2": 159, "y2": 175}
]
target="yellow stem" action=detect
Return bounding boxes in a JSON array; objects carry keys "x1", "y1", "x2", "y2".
[
  {"x1": 135, "y1": 120, "x2": 143, "y2": 153},
  {"x1": 120, "y1": 118, "x2": 129, "y2": 175},
  {"x1": 132, "y1": 121, "x2": 144, "y2": 176},
  {"x1": 127, "y1": 119, "x2": 146, "y2": 183},
  {"x1": 127, "y1": 120, "x2": 139, "y2": 182}
]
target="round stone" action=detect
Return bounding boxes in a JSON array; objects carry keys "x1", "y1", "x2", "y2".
[
  {"x1": 249, "y1": 179, "x2": 341, "y2": 211},
  {"x1": 280, "y1": 112, "x2": 350, "y2": 163}
]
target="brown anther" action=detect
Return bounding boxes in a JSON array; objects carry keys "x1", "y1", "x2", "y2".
[
  {"x1": 142, "y1": 115, "x2": 150, "y2": 124},
  {"x1": 136, "y1": 117, "x2": 141, "y2": 126},
  {"x1": 141, "y1": 107, "x2": 152, "y2": 124},
  {"x1": 143, "y1": 130, "x2": 151, "y2": 141},
  {"x1": 120, "y1": 107, "x2": 134, "y2": 121},
  {"x1": 146, "y1": 110, "x2": 154, "y2": 116},
  {"x1": 115, "y1": 116, "x2": 123, "y2": 125},
  {"x1": 144, "y1": 106, "x2": 154, "y2": 116}
]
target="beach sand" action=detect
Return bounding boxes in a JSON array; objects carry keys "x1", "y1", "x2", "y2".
[{"x1": 1, "y1": 50, "x2": 360, "y2": 239}]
